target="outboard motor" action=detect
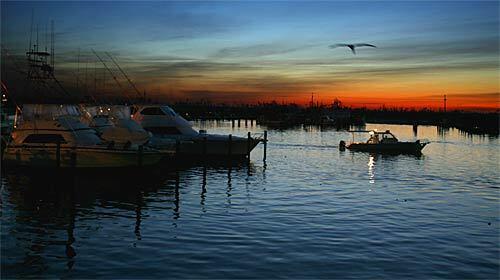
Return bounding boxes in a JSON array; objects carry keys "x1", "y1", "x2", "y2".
[{"x1": 339, "y1": 140, "x2": 346, "y2": 151}]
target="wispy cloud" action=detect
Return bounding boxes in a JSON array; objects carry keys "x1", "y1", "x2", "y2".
[{"x1": 212, "y1": 43, "x2": 319, "y2": 59}]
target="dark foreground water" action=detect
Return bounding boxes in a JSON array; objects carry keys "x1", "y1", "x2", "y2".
[{"x1": 2, "y1": 123, "x2": 499, "y2": 279}]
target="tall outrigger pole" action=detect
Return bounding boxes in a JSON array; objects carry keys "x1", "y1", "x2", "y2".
[
  {"x1": 91, "y1": 49, "x2": 126, "y2": 93},
  {"x1": 105, "y1": 52, "x2": 143, "y2": 99}
]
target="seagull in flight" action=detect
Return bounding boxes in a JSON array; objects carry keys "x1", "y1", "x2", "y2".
[{"x1": 329, "y1": 43, "x2": 377, "y2": 54}]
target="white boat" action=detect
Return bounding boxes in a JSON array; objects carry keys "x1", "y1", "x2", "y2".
[
  {"x1": 340, "y1": 130, "x2": 429, "y2": 154},
  {"x1": 132, "y1": 105, "x2": 262, "y2": 158},
  {"x1": 3, "y1": 104, "x2": 168, "y2": 168}
]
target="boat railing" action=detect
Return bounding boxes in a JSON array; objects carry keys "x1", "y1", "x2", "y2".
[
  {"x1": 418, "y1": 138, "x2": 431, "y2": 144},
  {"x1": 251, "y1": 132, "x2": 268, "y2": 143}
]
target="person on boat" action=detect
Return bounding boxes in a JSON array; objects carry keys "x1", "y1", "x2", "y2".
[{"x1": 367, "y1": 134, "x2": 379, "y2": 144}]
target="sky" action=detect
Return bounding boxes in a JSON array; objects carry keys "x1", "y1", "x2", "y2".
[{"x1": 1, "y1": 1, "x2": 499, "y2": 110}]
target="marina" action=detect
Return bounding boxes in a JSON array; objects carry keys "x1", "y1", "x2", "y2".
[{"x1": 1, "y1": 1, "x2": 499, "y2": 279}]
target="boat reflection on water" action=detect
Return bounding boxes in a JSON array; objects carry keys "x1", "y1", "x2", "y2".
[
  {"x1": 1, "y1": 160, "x2": 258, "y2": 278},
  {"x1": 362, "y1": 152, "x2": 424, "y2": 185},
  {"x1": 368, "y1": 154, "x2": 376, "y2": 184}
]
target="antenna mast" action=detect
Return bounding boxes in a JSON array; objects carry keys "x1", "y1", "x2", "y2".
[
  {"x1": 77, "y1": 48, "x2": 80, "y2": 91},
  {"x1": 50, "y1": 20, "x2": 54, "y2": 74},
  {"x1": 28, "y1": 10, "x2": 34, "y2": 55}
]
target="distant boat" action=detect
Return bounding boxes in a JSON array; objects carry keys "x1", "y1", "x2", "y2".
[
  {"x1": 340, "y1": 130, "x2": 429, "y2": 154},
  {"x1": 3, "y1": 104, "x2": 169, "y2": 168},
  {"x1": 132, "y1": 105, "x2": 263, "y2": 158}
]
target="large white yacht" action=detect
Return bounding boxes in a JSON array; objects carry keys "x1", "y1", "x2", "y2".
[
  {"x1": 132, "y1": 105, "x2": 262, "y2": 158},
  {"x1": 3, "y1": 104, "x2": 168, "y2": 168}
]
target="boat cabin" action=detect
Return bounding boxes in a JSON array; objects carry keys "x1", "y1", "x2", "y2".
[
  {"x1": 11, "y1": 104, "x2": 101, "y2": 147},
  {"x1": 349, "y1": 130, "x2": 400, "y2": 144},
  {"x1": 132, "y1": 105, "x2": 198, "y2": 137}
]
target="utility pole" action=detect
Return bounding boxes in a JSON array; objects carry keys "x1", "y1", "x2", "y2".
[{"x1": 443, "y1": 94, "x2": 447, "y2": 113}]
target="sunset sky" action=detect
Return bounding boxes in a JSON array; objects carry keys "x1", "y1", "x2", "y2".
[{"x1": 1, "y1": 1, "x2": 499, "y2": 110}]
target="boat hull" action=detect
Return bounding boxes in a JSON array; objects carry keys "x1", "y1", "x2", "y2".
[
  {"x1": 347, "y1": 142, "x2": 427, "y2": 154},
  {"x1": 2, "y1": 145, "x2": 168, "y2": 168},
  {"x1": 152, "y1": 137, "x2": 261, "y2": 158}
]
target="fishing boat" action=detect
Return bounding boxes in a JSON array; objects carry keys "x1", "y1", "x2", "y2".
[
  {"x1": 132, "y1": 105, "x2": 263, "y2": 158},
  {"x1": 340, "y1": 129, "x2": 429, "y2": 154},
  {"x1": 2, "y1": 104, "x2": 169, "y2": 168}
]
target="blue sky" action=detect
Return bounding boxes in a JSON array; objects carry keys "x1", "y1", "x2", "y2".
[{"x1": 1, "y1": 1, "x2": 499, "y2": 108}]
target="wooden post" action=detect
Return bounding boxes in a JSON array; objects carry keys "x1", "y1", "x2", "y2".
[
  {"x1": 203, "y1": 137, "x2": 207, "y2": 158},
  {"x1": 70, "y1": 146, "x2": 77, "y2": 168},
  {"x1": 247, "y1": 132, "x2": 251, "y2": 159},
  {"x1": 245, "y1": 119, "x2": 248, "y2": 127},
  {"x1": 263, "y1": 130, "x2": 267, "y2": 162},
  {"x1": 228, "y1": 134, "x2": 232, "y2": 157},
  {"x1": 237, "y1": 119, "x2": 241, "y2": 127},
  {"x1": 138, "y1": 145, "x2": 143, "y2": 166},
  {"x1": 231, "y1": 119, "x2": 235, "y2": 127},
  {"x1": 56, "y1": 141, "x2": 61, "y2": 167}
]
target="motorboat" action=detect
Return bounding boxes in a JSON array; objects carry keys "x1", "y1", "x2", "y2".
[
  {"x1": 3, "y1": 104, "x2": 168, "y2": 168},
  {"x1": 340, "y1": 130, "x2": 429, "y2": 154},
  {"x1": 132, "y1": 105, "x2": 263, "y2": 158}
]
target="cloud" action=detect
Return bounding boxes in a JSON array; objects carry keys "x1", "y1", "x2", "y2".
[
  {"x1": 212, "y1": 43, "x2": 319, "y2": 58},
  {"x1": 425, "y1": 92, "x2": 499, "y2": 100}
]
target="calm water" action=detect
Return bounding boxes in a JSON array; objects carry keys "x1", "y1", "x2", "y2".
[{"x1": 2, "y1": 122, "x2": 499, "y2": 279}]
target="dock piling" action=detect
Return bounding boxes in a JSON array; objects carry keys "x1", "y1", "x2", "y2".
[
  {"x1": 70, "y1": 146, "x2": 77, "y2": 168},
  {"x1": 263, "y1": 130, "x2": 267, "y2": 162},
  {"x1": 247, "y1": 132, "x2": 251, "y2": 159},
  {"x1": 56, "y1": 142, "x2": 61, "y2": 167},
  {"x1": 228, "y1": 134, "x2": 232, "y2": 157},
  {"x1": 203, "y1": 137, "x2": 207, "y2": 158},
  {"x1": 138, "y1": 145, "x2": 143, "y2": 166}
]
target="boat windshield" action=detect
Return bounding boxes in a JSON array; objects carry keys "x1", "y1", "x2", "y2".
[
  {"x1": 161, "y1": 106, "x2": 177, "y2": 117},
  {"x1": 22, "y1": 104, "x2": 81, "y2": 120},
  {"x1": 380, "y1": 133, "x2": 398, "y2": 143}
]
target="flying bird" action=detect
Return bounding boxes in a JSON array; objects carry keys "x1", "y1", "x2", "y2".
[{"x1": 329, "y1": 43, "x2": 377, "y2": 54}]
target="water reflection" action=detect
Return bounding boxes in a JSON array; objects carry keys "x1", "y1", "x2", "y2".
[
  {"x1": 226, "y1": 165, "x2": 232, "y2": 206},
  {"x1": 1, "y1": 160, "x2": 256, "y2": 278},
  {"x1": 437, "y1": 126, "x2": 450, "y2": 138},
  {"x1": 367, "y1": 155, "x2": 376, "y2": 184},
  {"x1": 200, "y1": 166, "x2": 207, "y2": 212},
  {"x1": 364, "y1": 152, "x2": 425, "y2": 185}
]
